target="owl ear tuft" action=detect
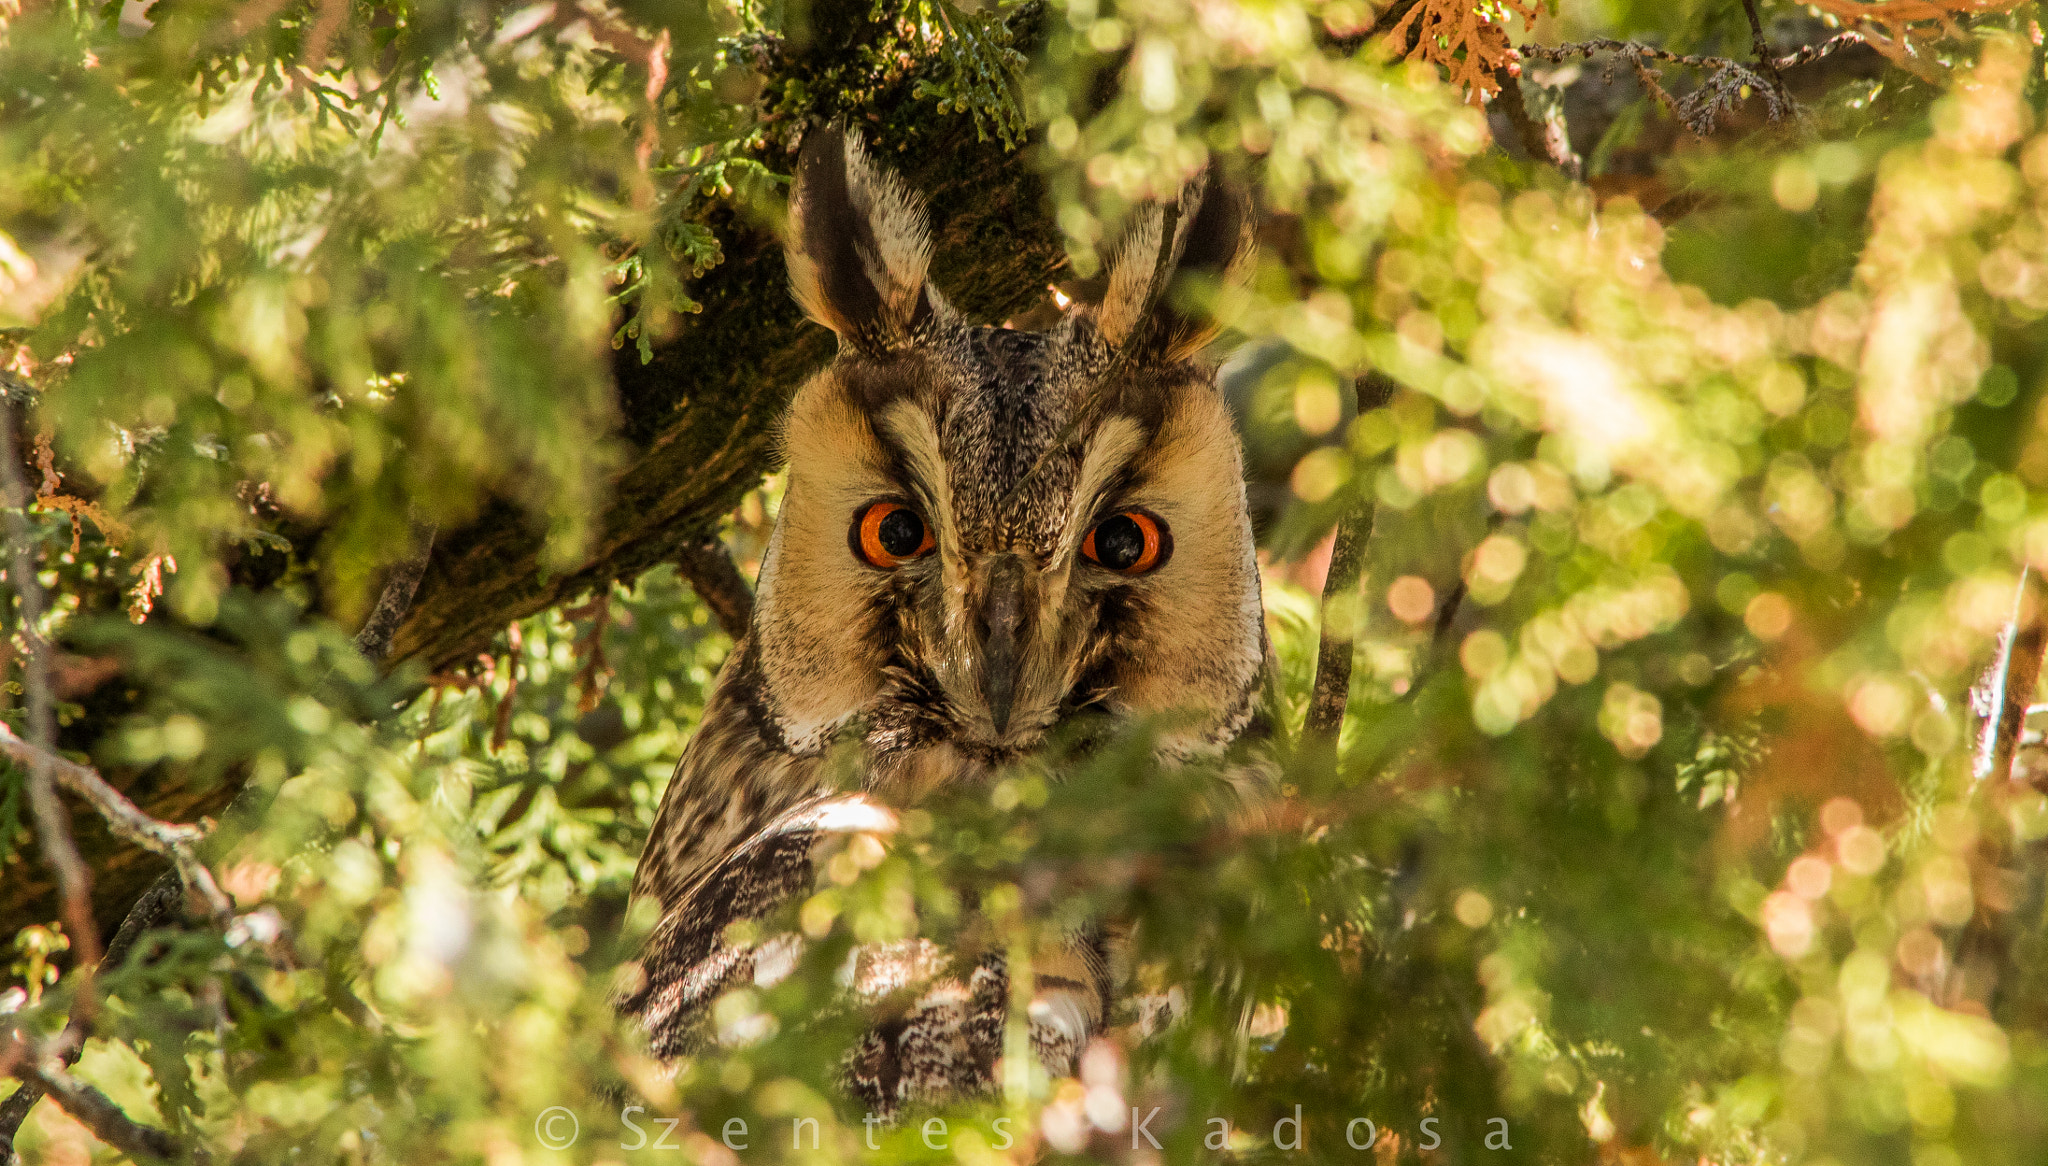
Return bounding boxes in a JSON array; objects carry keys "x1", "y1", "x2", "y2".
[
  {"x1": 785, "y1": 125, "x2": 937, "y2": 355},
  {"x1": 1097, "y1": 166, "x2": 1257, "y2": 364}
]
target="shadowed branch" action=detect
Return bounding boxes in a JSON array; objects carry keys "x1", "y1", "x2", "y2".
[
  {"x1": 354, "y1": 520, "x2": 439, "y2": 665},
  {"x1": 674, "y1": 537, "x2": 755, "y2": 642},
  {"x1": 0, "y1": 873, "x2": 186, "y2": 1164},
  {"x1": 1304, "y1": 370, "x2": 1400, "y2": 739},
  {"x1": 0, "y1": 393, "x2": 102, "y2": 998}
]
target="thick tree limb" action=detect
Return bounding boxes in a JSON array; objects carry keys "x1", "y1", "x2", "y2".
[
  {"x1": 674, "y1": 537, "x2": 754, "y2": 642},
  {"x1": 1304, "y1": 371, "x2": 1400, "y2": 738}
]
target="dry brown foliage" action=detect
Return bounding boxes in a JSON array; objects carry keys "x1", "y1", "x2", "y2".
[
  {"x1": 1807, "y1": 0, "x2": 2025, "y2": 73},
  {"x1": 1387, "y1": 0, "x2": 1542, "y2": 100},
  {"x1": 563, "y1": 591, "x2": 614, "y2": 715},
  {"x1": 30, "y1": 434, "x2": 127, "y2": 555},
  {"x1": 126, "y1": 553, "x2": 173, "y2": 623}
]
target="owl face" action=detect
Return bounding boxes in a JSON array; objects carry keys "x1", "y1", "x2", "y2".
[{"x1": 747, "y1": 128, "x2": 1264, "y2": 769}]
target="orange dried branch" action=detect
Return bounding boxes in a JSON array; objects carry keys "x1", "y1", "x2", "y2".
[
  {"x1": 30, "y1": 434, "x2": 129, "y2": 554},
  {"x1": 566, "y1": 591, "x2": 614, "y2": 715},
  {"x1": 1805, "y1": 0, "x2": 2024, "y2": 74},
  {"x1": 1387, "y1": 0, "x2": 1542, "y2": 100},
  {"x1": 127, "y1": 553, "x2": 174, "y2": 623}
]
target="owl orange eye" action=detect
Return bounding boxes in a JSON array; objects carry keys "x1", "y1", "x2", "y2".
[
  {"x1": 1081, "y1": 511, "x2": 1168, "y2": 575},
  {"x1": 853, "y1": 501, "x2": 936, "y2": 568}
]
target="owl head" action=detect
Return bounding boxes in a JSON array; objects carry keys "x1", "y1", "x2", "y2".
[{"x1": 745, "y1": 126, "x2": 1264, "y2": 773}]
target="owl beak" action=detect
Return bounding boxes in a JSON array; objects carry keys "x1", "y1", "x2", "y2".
[{"x1": 975, "y1": 555, "x2": 1029, "y2": 736}]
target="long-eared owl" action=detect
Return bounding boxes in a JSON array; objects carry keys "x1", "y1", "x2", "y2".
[{"x1": 619, "y1": 125, "x2": 1266, "y2": 1114}]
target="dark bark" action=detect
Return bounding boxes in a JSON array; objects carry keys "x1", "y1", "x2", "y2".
[
  {"x1": 1304, "y1": 371, "x2": 1399, "y2": 739},
  {"x1": 674, "y1": 538, "x2": 755, "y2": 643},
  {"x1": 353, "y1": 520, "x2": 437, "y2": 664}
]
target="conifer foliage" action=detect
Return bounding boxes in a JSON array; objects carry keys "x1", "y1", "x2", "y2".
[{"x1": 6, "y1": 1, "x2": 2048, "y2": 1163}]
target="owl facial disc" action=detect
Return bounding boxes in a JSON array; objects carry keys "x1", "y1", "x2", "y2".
[{"x1": 747, "y1": 125, "x2": 1267, "y2": 765}]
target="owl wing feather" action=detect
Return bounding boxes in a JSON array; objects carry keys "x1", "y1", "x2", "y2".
[
  {"x1": 624, "y1": 638, "x2": 838, "y2": 1054},
  {"x1": 630, "y1": 644, "x2": 827, "y2": 915},
  {"x1": 621, "y1": 790, "x2": 894, "y2": 1058}
]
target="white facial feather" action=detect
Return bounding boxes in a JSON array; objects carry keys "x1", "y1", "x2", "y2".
[
  {"x1": 1100, "y1": 389, "x2": 1265, "y2": 754},
  {"x1": 842, "y1": 133, "x2": 933, "y2": 338},
  {"x1": 1055, "y1": 415, "x2": 1148, "y2": 571},
  {"x1": 752, "y1": 377, "x2": 902, "y2": 752}
]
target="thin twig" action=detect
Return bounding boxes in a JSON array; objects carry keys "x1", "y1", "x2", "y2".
[
  {"x1": 1738, "y1": 0, "x2": 1796, "y2": 113},
  {"x1": 1625, "y1": 54, "x2": 1683, "y2": 120},
  {"x1": 0, "y1": 872, "x2": 185, "y2": 1163},
  {"x1": 1305, "y1": 372, "x2": 1399, "y2": 739},
  {"x1": 0, "y1": 723, "x2": 232, "y2": 923},
  {"x1": 353, "y1": 519, "x2": 438, "y2": 665},
  {"x1": 3, "y1": 1032, "x2": 188, "y2": 1163},
  {"x1": 1516, "y1": 31, "x2": 1869, "y2": 135},
  {"x1": 1430, "y1": 579, "x2": 1469, "y2": 648},
  {"x1": 675, "y1": 537, "x2": 755, "y2": 641},
  {"x1": 1519, "y1": 34, "x2": 1854, "y2": 72},
  {"x1": 1774, "y1": 30, "x2": 1873, "y2": 70},
  {"x1": 0, "y1": 395, "x2": 100, "y2": 981}
]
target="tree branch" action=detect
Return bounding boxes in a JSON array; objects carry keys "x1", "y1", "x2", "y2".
[
  {"x1": 0, "y1": 724, "x2": 231, "y2": 924},
  {"x1": 1739, "y1": 0, "x2": 1796, "y2": 114},
  {"x1": 674, "y1": 537, "x2": 754, "y2": 643},
  {"x1": 0, "y1": 873, "x2": 185, "y2": 1165},
  {"x1": 0, "y1": 396, "x2": 100, "y2": 981},
  {"x1": 1518, "y1": 31, "x2": 1867, "y2": 135},
  {"x1": 2, "y1": 1032, "x2": 188, "y2": 1164},
  {"x1": 1304, "y1": 371, "x2": 1400, "y2": 738},
  {"x1": 353, "y1": 519, "x2": 438, "y2": 665}
]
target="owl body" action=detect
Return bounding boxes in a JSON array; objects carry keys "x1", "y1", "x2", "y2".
[{"x1": 623, "y1": 127, "x2": 1266, "y2": 1111}]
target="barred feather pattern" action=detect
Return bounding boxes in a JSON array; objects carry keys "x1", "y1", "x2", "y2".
[{"x1": 620, "y1": 647, "x2": 1112, "y2": 1117}]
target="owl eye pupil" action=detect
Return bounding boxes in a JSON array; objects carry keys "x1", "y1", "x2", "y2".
[
  {"x1": 877, "y1": 508, "x2": 927, "y2": 557},
  {"x1": 1094, "y1": 514, "x2": 1146, "y2": 571}
]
